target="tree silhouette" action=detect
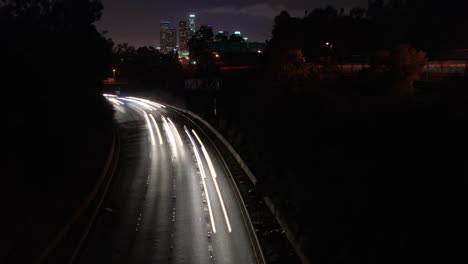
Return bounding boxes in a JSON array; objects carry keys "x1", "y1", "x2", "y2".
[
  {"x1": 188, "y1": 25, "x2": 217, "y2": 75},
  {"x1": 279, "y1": 49, "x2": 315, "y2": 85},
  {"x1": 389, "y1": 44, "x2": 427, "y2": 95},
  {"x1": 1, "y1": 0, "x2": 112, "y2": 97},
  {"x1": 214, "y1": 32, "x2": 228, "y2": 42},
  {"x1": 229, "y1": 34, "x2": 244, "y2": 43}
]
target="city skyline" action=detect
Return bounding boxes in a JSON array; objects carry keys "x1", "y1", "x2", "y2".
[
  {"x1": 97, "y1": 0, "x2": 368, "y2": 47},
  {"x1": 159, "y1": 13, "x2": 249, "y2": 54}
]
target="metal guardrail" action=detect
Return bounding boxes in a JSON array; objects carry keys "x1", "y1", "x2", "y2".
[
  {"x1": 169, "y1": 107, "x2": 258, "y2": 186},
  {"x1": 168, "y1": 106, "x2": 266, "y2": 264},
  {"x1": 168, "y1": 105, "x2": 312, "y2": 264}
]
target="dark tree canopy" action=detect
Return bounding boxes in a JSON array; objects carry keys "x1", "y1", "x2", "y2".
[
  {"x1": 268, "y1": 0, "x2": 468, "y2": 64},
  {"x1": 1, "y1": 0, "x2": 112, "y2": 97},
  {"x1": 188, "y1": 25, "x2": 218, "y2": 75}
]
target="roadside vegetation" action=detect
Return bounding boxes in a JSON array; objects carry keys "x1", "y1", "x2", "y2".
[
  {"x1": 2, "y1": 1, "x2": 114, "y2": 262},
  {"x1": 184, "y1": 1, "x2": 468, "y2": 263},
  {"x1": 3, "y1": 0, "x2": 467, "y2": 263}
]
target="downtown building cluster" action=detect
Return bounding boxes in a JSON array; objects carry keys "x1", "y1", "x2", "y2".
[
  {"x1": 160, "y1": 14, "x2": 196, "y2": 55},
  {"x1": 160, "y1": 14, "x2": 247, "y2": 57}
]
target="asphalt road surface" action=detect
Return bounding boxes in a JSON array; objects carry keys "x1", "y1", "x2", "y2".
[{"x1": 75, "y1": 95, "x2": 257, "y2": 264}]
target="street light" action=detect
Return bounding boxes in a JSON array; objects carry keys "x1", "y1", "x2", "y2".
[{"x1": 112, "y1": 68, "x2": 116, "y2": 79}]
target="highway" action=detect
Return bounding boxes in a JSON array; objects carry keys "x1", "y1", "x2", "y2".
[{"x1": 75, "y1": 95, "x2": 258, "y2": 264}]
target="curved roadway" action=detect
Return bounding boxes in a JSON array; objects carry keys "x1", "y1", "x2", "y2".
[{"x1": 75, "y1": 95, "x2": 258, "y2": 264}]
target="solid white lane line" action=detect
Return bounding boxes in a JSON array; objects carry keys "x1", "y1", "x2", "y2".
[
  {"x1": 185, "y1": 128, "x2": 217, "y2": 233},
  {"x1": 149, "y1": 114, "x2": 164, "y2": 145},
  {"x1": 167, "y1": 118, "x2": 184, "y2": 146},
  {"x1": 192, "y1": 130, "x2": 233, "y2": 233},
  {"x1": 143, "y1": 112, "x2": 156, "y2": 146},
  {"x1": 162, "y1": 116, "x2": 177, "y2": 147}
]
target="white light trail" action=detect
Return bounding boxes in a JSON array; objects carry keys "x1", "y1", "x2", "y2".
[
  {"x1": 127, "y1": 96, "x2": 166, "y2": 108},
  {"x1": 185, "y1": 127, "x2": 216, "y2": 233},
  {"x1": 143, "y1": 112, "x2": 156, "y2": 146},
  {"x1": 149, "y1": 114, "x2": 163, "y2": 145},
  {"x1": 192, "y1": 130, "x2": 232, "y2": 233},
  {"x1": 103, "y1": 94, "x2": 117, "y2": 98},
  {"x1": 121, "y1": 98, "x2": 156, "y2": 111},
  {"x1": 125, "y1": 102, "x2": 146, "y2": 115},
  {"x1": 167, "y1": 118, "x2": 184, "y2": 146},
  {"x1": 105, "y1": 97, "x2": 126, "y2": 113},
  {"x1": 162, "y1": 116, "x2": 177, "y2": 147},
  {"x1": 192, "y1": 130, "x2": 216, "y2": 178},
  {"x1": 108, "y1": 98, "x2": 124, "y2": 105}
]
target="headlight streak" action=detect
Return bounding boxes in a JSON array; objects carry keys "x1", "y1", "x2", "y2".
[
  {"x1": 162, "y1": 116, "x2": 177, "y2": 147},
  {"x1": 143, "y1": 112, "x2": 156, "y2": 146},
  {"x1": 167, "y1": 118, "x2": 184, "y2": 147},
  {"x1": 149, "y1": 114, "x2": 163, "y2": 145},
  {"x1": 120, "y1": 98, "x2": 156, "y2": 111},
  {"x1": 125, "y1": 102, "x2": 146, "y2": 116},
  {"x1": 107, "y1": 98, "x2": 125, "y2": 105},
  {"x1": 184, "y1": 127, "x2": 216, "y2": 234},
  {"x1": 192, "y1": 130, "x2": 232, "y2": 233},
  {"x1": 103, "y1": 94, "x2": 117, "y2": 98},
  {"x1": 126, "y1": 96, "x2": 166, "y2": 109},
  {"x1": 105, "y1": 98, "x2": 125, "y2": 113}
]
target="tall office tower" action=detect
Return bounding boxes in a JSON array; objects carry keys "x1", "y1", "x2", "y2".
[
  {"x1": 166, "y1": 26, "x2": 177, "y2": 52},
  {"x1": 160, "y1": 21, "x2": 170, "y2": 53},
  {"x1": 189, "y1": 14, "x2": 196, "y2": 33},
  {"x1": 179, "y1": 20, "x2": 190, "y2": 53},
  {"x1": 160, "y1": 21, "x2": 177, "y2": 53}
]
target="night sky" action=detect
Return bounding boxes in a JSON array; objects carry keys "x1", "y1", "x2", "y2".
[{"x1": 98, "y1": 0, "x2": 367, "y2": 47}]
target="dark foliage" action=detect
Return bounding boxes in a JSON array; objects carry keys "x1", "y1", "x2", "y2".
[
  {"x1": 268, "y1": 1, "x2": 468, "y2": 63},
  {"x1": 2, "y1": 1, "x2": 114, "y2": 262},
  {"x1": 111, "y1": 43, "x2": 183, "y2": 91},
  {"x1": 188, "y1": 25, "x2": 219, "y2": 76},
  {"x1": 184, "y1": 2, "x2": 468, "y2": 263}
]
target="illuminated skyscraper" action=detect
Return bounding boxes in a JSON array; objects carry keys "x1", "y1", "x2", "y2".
[
  {"x1": 179, "y1": 20, "x2": 190, "y2": 54},
  {"x1": 160, "y1": 21, "x2": 177, "y2": 53},
  {"x1": 189, "y1": 14, "x2": 196, "y2": 33}
]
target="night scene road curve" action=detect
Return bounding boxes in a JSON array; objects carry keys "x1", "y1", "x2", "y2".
[{"x1": 75, "y1": 95, "x2": 258, "y2": 264}]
